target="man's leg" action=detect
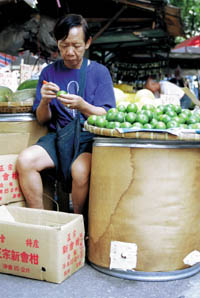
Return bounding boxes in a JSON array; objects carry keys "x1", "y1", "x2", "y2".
[
  {"x1": 71, "y1": 152, "x2": 91, "y2": 215},
  {"x1": 16, "y1": 145, "x2": 55, "y2": 209}
]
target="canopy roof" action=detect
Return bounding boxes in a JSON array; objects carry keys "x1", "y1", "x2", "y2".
[
  {"x1": 171, "y1": 35, "x2": 200, "y2": 54},
  {"x1": 0, "y1": 0, "x2": 185, "y2": 67}
]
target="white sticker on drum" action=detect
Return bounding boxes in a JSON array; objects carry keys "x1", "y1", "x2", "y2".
[
  {"x1": 183, "y1": 250, "x2": 200, "y2": 266},
  {"x1": 110, "y1": 241, "x2": 137, "y2": 271}
]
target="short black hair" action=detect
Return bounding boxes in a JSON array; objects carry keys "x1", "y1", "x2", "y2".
[{"x1": 53, "y1": 14, "x2": 91, "y2": 43}]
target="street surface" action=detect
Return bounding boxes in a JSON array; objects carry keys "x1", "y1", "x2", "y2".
[{"x1": 1, "y1": 261, "x2": 200, "y2": 298}]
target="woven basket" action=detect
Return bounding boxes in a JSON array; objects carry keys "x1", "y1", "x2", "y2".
[
  {"x1": 0, "y1": 102, "x2": 33, "y2": 114},
  {"x1": 84, "y1": 121, "x2": 200, "y2": 142}
]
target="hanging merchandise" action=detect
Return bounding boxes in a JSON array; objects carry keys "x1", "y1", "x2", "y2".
[
  {"x1": 0, "y1": 52, "x2": 16, "y2": 68},
  {"x1": 56, "y1": 0, "x2": 61, "y2": 8},
  {"x1": 23, "y1": 0, "x2": 38, "y2": 9}
]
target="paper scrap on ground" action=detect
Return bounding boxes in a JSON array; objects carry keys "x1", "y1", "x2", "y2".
[
  {"x1": 110, "y1": 241, "x2": 137, "y2": 271},
  {"x1": 184, "y1": 250, "x2": 200, "y2": 266}
]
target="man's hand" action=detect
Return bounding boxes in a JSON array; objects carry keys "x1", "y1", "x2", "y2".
[
  {"x1": 57, "y1": 93, "x2": 84, "y2": 110},
  {"x1": 36, "y1": 81, "x2": 60, "y2": 124},
  {"x1": 41, "y1": 81, "x2": 60, "y2": 105},
  {"x1": 57, "y1": 92, "x2": 106, "y2": 117}
]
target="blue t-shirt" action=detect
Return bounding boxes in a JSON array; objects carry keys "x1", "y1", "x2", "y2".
[{"x1": 33, "y1": 59, "x2": 116, "y2": 131}]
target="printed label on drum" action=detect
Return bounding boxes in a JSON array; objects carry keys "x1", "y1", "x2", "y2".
[
  {"x1": 109, "y1": 241, "x2": 137, "y2": 271},
  {"x1": 183, "y1": 250, "x2": 200, "y2": 266}
]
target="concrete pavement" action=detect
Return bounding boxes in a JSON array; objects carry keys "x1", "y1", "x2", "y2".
[{"x1": 1, "y1": 261, "x2": 200, "y2": 298}]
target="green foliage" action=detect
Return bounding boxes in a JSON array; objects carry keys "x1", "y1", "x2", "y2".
[{"x1": 169, "y1": 0, "x2": 200, "y2": 37}]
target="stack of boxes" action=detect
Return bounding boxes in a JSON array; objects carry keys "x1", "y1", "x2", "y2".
[{"x1": 0, "y1": 116, "x2": 85, "y2": 283}]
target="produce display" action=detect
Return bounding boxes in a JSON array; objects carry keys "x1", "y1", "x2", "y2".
[
  {"x1": 87, "y1": 103, "x2": 200, "y2": 130},
  {"x1": 0, "y1": 79, "x2": 38, "y2": 103},
  {"x1": 17, "y1": 79, "x2": 38, "y2": 91},
  {"x1": 0, "y1": 86, "x2": 13, "y2": 102}
]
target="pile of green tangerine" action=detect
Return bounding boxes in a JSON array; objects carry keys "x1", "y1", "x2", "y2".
[{"x1": 87, "y1": 103, "x2": 200, "y2": 130}]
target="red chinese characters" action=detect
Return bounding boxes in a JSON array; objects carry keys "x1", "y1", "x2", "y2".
[
  {"x1": 0, "y1": 234, "x2": 5, "y2": 243},
  {"x1": 26, "y1": 238, "x2": 39, "y2": 249},
  {"x1": 0, "y1": 248, "x2": 39, "y2": 265},
  {"x1": 0, "y1": 234, "x2": 40, "y2": 275},
  {"x1": 0, "y1": 160, "x2": 22, "y2": 202},
  {"x1": 62, "y1": 229, "x2": 85, "y2": 276}
]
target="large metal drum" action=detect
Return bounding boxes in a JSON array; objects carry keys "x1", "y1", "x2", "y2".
[{"x1": 88, "y1": 137, "x2": 200, "y2": 281}]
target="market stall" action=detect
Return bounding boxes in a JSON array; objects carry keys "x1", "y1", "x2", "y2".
[
  {"x1": 84, "y1": 103, "x2": 200, "y2": 281},
  {"x1": 1, "y1": 0, "x2": 198, "y2": 284}
]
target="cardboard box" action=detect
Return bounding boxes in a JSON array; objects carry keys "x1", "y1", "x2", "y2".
[
  {"x1": 0, "y1": 206, "x2": 85, "y2": 283},
  {"x1": 0, "y1": 154, "x2": 24, "y2": 205},
  {"x1": 0, "y1": 133, "x2": 29, "y2": 155},
  {"x1": 5, "y1": 200, "x2": 26, "y2": 207},
  {"x1": 0, "y1": 154, "x2": 59, "y2": 210},
  {"x1": 5, "y1": 194, "x2": 58, "y2": 211},
  {"x1": 0, "y1": 118, "x2": 48, "y2": 147}
]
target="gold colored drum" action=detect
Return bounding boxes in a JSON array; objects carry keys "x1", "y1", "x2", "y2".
[{"x1": 88, "y1": 137, "x2": 200, "y2": 274}]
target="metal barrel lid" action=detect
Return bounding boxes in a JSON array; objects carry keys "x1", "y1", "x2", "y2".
[
  {"x1": 92, "y1": 137, "x2": 200, "y2": 149},
  {"x1": 0, "y1": 113, "x2": 36, "y2": 122}
]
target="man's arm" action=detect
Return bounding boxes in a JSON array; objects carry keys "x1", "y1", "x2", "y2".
[
  {"x1": 57, "y1": 92, "x2": 107, "y2": 117},
  {"x1": 36, "y1": 81, "x2": 60, "y2": 125}
]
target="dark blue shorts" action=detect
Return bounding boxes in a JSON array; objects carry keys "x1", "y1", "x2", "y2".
[
  {"x1": 36, "y1": 132, "x2": 58, "y2": 169},
  {"x1": 36, "y1": 131, "x2": 93, "y2": 173}
]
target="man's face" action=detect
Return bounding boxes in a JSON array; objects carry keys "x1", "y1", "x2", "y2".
[{"x1": 57, "y1": 26, "x2": 91, "y2": 69}]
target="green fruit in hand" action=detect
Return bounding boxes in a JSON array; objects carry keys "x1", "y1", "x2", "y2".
[{"x1": 57, "y1": 90, "x2": 67, "y2": 96}]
